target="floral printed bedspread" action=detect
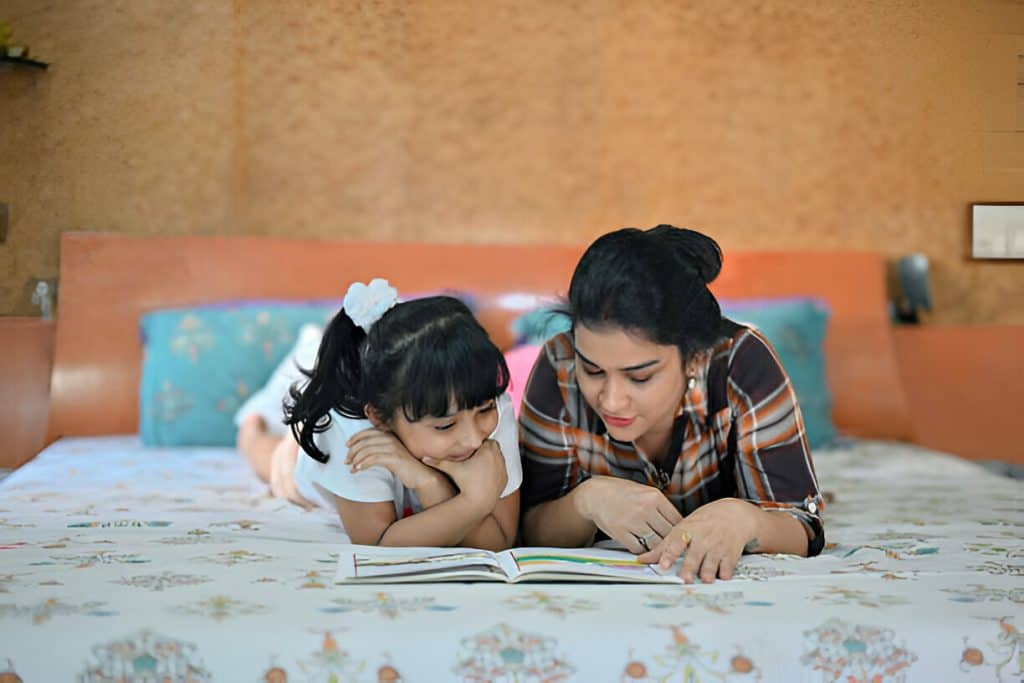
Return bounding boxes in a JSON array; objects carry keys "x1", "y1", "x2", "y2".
[{"x1": 0, "y1": 436, "x2": 1021, "y2": 682}]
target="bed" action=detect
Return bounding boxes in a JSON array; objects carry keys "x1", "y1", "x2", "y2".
[{"x1": 1, "y1": 233, "x2": 1020, "y2": 682}]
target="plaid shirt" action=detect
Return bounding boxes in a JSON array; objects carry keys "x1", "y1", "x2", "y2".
[{"x1": 519, "y1": 325, "x2": 825, "y2": 556}]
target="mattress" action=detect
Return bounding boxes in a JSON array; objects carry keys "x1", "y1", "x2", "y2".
[{"x1": 0, "y1": 436, "x2": 1020, "y2": 681}]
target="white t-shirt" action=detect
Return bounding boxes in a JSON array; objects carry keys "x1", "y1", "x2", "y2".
[{"x1": 293, "y1": 392, "x2": 522, "y2": 518}]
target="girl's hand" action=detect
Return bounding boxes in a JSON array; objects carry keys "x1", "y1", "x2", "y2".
[
  {"x1": 268, "y1": 438, "x2": 316, "y2": 510},
  {"x1": 575, "y1": 476, "x2": 683, "y2": 554},
  {"x1": 423, "y1": 439, "x2": 507, "y2": 509},
  {"x1": 636, "y1": 498, "x2": 759, "y2": 583},
  {"x1": 345, "y1": 428, "x2": 441, "y2": 491}
]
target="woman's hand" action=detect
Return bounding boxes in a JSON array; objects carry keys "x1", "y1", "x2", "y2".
[
  {"x1": 268, "y1": 438, "x2": 316, "y2": 510},
  {"x1": 575, "y1": 476, "x2": 684, "y2": 554},
  {"x1": 423, "y1": 439, "x2": 507, "y2": 509},
  {"x1": 345, "y1": 428, "x2": 442, "y2": 491},
  {"x1": 637, "y1": 497, "x2": 759, "y2": 583}
]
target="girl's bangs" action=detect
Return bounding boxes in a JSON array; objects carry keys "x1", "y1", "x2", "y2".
[{"x1": 400, "y1": 336, "x2": 509, "y2": 422}]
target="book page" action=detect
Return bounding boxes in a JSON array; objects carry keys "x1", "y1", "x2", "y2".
[
  {"x1": 336, "y1": 545, "x2": 506, "y2": 582},
  {"x1": 508, "y1": 547, "x2": 681, "y2": 583}
]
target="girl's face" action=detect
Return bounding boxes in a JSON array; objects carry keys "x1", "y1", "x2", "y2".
[
  {"x1": 573, "y1": 324, "x2": 685, "y2": 456},
  {"x1": 388, "y1": 398, "x2": 500, "y2": 463}
]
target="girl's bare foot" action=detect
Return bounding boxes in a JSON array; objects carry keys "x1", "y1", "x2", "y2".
[
  {"x1": 237, "y1": 414, "x2": 282, "y2": 481},
  {"x1": 237, "y1": 413, "x2": 267, "y2": 450}
]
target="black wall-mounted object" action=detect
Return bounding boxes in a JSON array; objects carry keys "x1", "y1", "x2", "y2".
[
  {"x1": 888, "y1": 254, "x2": 933, "y2": 325},
  {"x1": 0, "y1": 55, "x2": 48, "y2": 70}
]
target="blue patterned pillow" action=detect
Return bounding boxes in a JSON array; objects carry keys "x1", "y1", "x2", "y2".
[
  {"x1": 720, "y1": 298, "x2": 836, "y2": 449},
  {"x1": 139, "y1": 291, "x2": 478, "y2": 447},
  {"x1": 139, "y1": 301, "x2": 341, "y2": 446},
  {"x1": 509, "y1": 297, "x2": 836, "y2": 449}
]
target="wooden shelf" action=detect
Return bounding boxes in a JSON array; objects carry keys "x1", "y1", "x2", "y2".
[{"x1": 0, "y1": 55, "x2": 48, "y2": 70}]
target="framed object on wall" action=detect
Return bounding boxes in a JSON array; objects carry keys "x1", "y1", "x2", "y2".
[{"x1": 971, "y1": 203, "x2": 1024, "y2": 259}]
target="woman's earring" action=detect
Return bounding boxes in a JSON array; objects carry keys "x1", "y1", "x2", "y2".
[{"x1": 686, "y1": 376, "x2": 697, "y2": 390}]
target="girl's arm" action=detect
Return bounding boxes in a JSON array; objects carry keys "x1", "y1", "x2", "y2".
[
  {"x1": 338, "y1": 428, "x2": 516, "y2": 548},
  {"x1": 335, "y1": 489, "x2": 495, "y2": 547},
  {"x1": 459, "y1": 491, "x2": 519, "y2": 551},
  {"x1": 399, "y1": 467, "x2": 518, "y2": 551},
  {"x1": 410, "y1": 475, "x2": 519, "y2": 551},
  {"x1": 454, "y1": 393, "x2": 521, "y2": 550}
]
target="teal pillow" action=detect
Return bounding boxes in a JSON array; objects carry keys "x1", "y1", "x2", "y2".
[
  {"x1": 139, "y1": 301, "x2": 340, "y2": 446},
  {"x1": 509, "y1": 297, "x2": 836, "y2": 449},
  {"x1": 139, "y1": 291, "x2": 478, "y2": 447},
  {"x1": 720, "y1": 298, "x2": 835, "y2": 449},
  {"x1": 511, "y1": 306, "x2": 570, "y2": 346}
]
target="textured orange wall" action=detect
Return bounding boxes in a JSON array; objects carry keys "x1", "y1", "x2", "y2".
[{"x1": 2, "y1": 0, "x2": 1022, "y2": 321}]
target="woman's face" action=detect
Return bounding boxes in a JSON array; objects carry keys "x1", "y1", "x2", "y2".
[
  {"x1": 387, "y1": 398, "x2": 500, "y2": 463},
  {"x1": 573, "y1": 324, "x2": 685, "y2": 453}
]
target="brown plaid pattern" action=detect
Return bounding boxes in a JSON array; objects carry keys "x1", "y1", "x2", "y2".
[{"x1": 519, "y1": 327, "x2": 825, "y2": 555}]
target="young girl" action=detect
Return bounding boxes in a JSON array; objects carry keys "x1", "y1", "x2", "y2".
[{"x1": 237, "y1": 278, "x2": 521, "y2": 551}]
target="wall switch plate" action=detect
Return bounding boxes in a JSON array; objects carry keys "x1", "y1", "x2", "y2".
[
  {"x1": 0, "y1": 202, "x2": 8, "y2": 244},
  {"x1": 26, "y1": 276, "x2": 58, "y2": 319}
]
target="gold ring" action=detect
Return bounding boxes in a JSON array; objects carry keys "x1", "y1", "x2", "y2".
[{"x1": 679, "y1": 529, "x2": 693, "y2": 546}]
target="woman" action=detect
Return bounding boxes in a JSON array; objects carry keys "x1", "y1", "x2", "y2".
[{"x1": 519, "y1": 225, "x2": 824, "y2": 583}]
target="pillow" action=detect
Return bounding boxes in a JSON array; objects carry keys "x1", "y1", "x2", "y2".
[
  {"x1": 719, "y1": 298, "x2": 836, "y2": 449},
  {"x1": 510, "y1": 306, "x2": 570, "y2": 347},
  {"x1": 508, "y1": 297, "x2": 836, "y2": 449},
  {"x1": 503, "y1": 344, "x2": 542, "y2": 418},
  {"x1": 139, "y1": 301, "x2": 340, "y2": 446},
  {"x1": 233, "y1": 322, "x2": 323, "y2": 437},
  {"x1": 139, "y1": 291, "x2": 479, "y2": 447}
]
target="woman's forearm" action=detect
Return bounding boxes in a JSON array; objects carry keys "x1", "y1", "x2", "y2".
[
  {"x1": 521, "y1": 481, "x2": 597, "y2": 547},
  {"x1": 747, "y1": 506, "x2": 811, "y2": 557}
]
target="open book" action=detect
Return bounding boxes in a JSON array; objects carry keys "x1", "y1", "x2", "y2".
[{"x1": 335, "y1": 544, "x2": 685, "y2": 584}]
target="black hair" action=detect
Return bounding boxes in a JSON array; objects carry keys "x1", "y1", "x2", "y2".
[
  {"x1": 568, "y1": 224, "x2": 728, "y2": 359},
  {"x1": 284, "y1": 296, "x2": 509, "y2": 463}
]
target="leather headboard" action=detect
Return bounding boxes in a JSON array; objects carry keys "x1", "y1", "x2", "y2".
[{"x1": 47, "y1": 233, "x2": 913, "y2": 442}]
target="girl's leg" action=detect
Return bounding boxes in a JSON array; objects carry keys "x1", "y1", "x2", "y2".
[
  {"x1": 268, "y1": 435, "x2": 315, "y2": 508},
  {"x1": 236, "y1": 414, "x2": 284, "y2": 483},
  {"x1": 239, "y1": 416, "x2": 315, "y2": 508}
]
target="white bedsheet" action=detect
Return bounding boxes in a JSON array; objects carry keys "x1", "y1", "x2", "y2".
[{"x1": 0, "y1": 436, "x2": 1021, "y2": 682}]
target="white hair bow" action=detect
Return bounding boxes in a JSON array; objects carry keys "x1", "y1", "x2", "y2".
[{"x1": 343, "y1": 278, "x2": 399, "y2": 331}]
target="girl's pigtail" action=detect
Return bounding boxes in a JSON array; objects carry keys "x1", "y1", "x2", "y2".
[{"x1": 284, "y1": 309, "x2": 366, "y2": 463}]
